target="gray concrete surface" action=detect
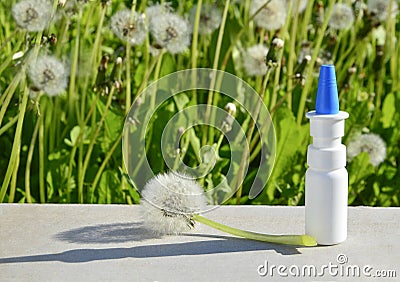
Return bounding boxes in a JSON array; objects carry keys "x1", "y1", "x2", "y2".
[{"x1": 0, "y1": 205, "x2": 399, "y2": 281}]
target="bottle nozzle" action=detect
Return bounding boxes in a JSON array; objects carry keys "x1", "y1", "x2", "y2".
[{"x1": 316, "y1": 65, "x2": 339, "y2": 115}]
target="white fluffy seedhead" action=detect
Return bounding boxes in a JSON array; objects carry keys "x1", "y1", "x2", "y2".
[
  {"x1": 12, "y1": 0, "x2": 52, "y2": 32},
  {"x1": 242, "y1": 44, "x2": 268, "y2": 77},
  {"x1": 250, "y1": 0, "x2": 287, "y2": 31},
  {"x1": 147, "y1": 8, "x2": 191, "y2": 54},
  {"x1": 140, "y1": 172, "x2": 208, "y2": 235},
  {"x1": 367, "y1": 0, "x2": 398, "y2": 22},
  {"x1": 110, "y1": 9, "x2": 147, "y2": 46},
  {"x1": 328, "y1": 3, "x2": 355, "y2": 30},
  {"x1": 347, "y1": 133, "x2": 387, "y2": 167}
]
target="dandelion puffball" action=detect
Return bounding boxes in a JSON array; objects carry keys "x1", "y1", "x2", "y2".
[
  {"x1": 147, "y1": 4, "x2": 191, "y2": 54},
  {"x1": 328, "y1": 3, "x2": 355, "y2": 30},
  {"x1": 140, "y1": 172, "x2": 208, "y2": 235},
  {"x1": 110, "y1": 9, "x2": 146, "y2": 46},
  {"x1": 12, "y1": 0, "x2": 52, "y2": 32},
  {"x1": 347, "y1": 133, "x2": 387, "y2": 167},
  {"x1": 367, "y1": 0, "x2": 399, "y2": 22},
  {"x1": 250, "y1": 0, "x2": 287, "y2": 31},
  {"x1": 242, "y1": 44, "x2": 268, "y2": 77},
  {"x1": 28, "y1": 55, "x2": 68, "y2": 96}
]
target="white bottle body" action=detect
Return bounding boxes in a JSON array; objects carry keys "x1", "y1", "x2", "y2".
[
  {"x1": 305, "y1": 111, "x2": 349, "y2": 245},
  {"x1": 305, "y1": 168, "x2": 348, "y2": 245}
]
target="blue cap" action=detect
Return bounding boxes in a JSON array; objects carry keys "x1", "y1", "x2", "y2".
[{"x1": 315, "y1": 65, "x2": 339, "y2": 114}]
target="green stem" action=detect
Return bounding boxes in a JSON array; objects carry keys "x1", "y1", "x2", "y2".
[
  {"x1": 296, "y1": 1, "x2": 335, "y2": 125},
  {"x1": 0, "y1": 115, "x2": 18, "y2": 136},
  {"x1": 0, "y1": 73, "x2": 23, "y2": 127},
  {"x1": 68, "y1": 8, "x2": 82, "y2": 121},
  {"x1": 190, "y1": 0, "x2": 202, "y2": 106},
  {"x1": 0, "y1": 84, "x2": 29, "y2": 203},
  {"x1": 286, "y1": 0, "x2": 300, "y2": 111},
  {"x1": 202, "y1": 0, "x2": 230, "y2": 146},
  {"x1": 79, "y1": 87, "x2": 115, "y2": 203},
  {"x1": 235, "y1": 68, "x2": 272, "y2": 204},
  {"x1": 25, "y1": 114, "x2": 42, "y2": 203},
  {"x1": 90, "y1": 132, "x2": 123, "y2": 203},
  {"x1": 38, "y1": 98, "x2": 46, "y2": 203},
  {"x1": 193, "y1": 214, "x2": 316, "y2": 246}
]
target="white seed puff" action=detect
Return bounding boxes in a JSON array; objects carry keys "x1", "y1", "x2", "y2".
[
  {"x1": 28, "y1": 55, "x2": 68, "y2": 96},
  {"x1": 12, "y1": 0, "x2": 52, "y2": 32},
  {"x1": 328, "y1": 3, "x2": 355, "y2": 30},
  {"x1": 140, "y1": 172, "x2": 208, "y2": 235},
  {"x1": 347, "y1": 133, "x2": 387, "y2": 167},
  {"x1": 367, "y1": 0, "x2": 399, "y2": 22},
  {"x1": 148, "y1": 10, "x2": 191, "y2": 54},
  {"x1": 110, "y1": 9, "x2": 147, "y2": 46},
  {"x1": 242, "y1": 44, "x2": 268, "y2": 77},
  {"x1": 250, "y1": 0, "x2": 287, "y2": 31}
]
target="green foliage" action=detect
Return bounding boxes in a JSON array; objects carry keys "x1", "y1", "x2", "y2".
[{"x1": 0, "y1": 0, "x2": 399, "y2": 206}]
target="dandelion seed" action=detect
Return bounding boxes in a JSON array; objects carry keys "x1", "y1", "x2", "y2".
[
  {"x1": 242, "y1": 44, "x2": 268, "y2": 77},
  {"x1": 110, "y1": 9, "x2": 146, "y2": 46},
  {"x1": 12, "y1": 0, "x2": 52, "y2": 32},
  {"x1": 328, "y1": 3, "x2": 355, "y2": 30},
  {"x1": 347, "y1": 133, "x2": 386, "y2": 167},
  {"x1": 28, "y1": 55, "x2": 68, "y2": 96},
  {"x1": 148, "y1": 11, "x2": 191, "y2": 54},
  {"x1": 367, "y1": 0, "x2": 398, "y2": 22},
  {"x1": 250, "y1": 0, "x2": 287, "y2": 31},
  {"x1": 190, "y1": 4, "x2": 222, "y2": 35},
  {"x1": 140, "y1": 171, "x2": 208, "y2": 235}
]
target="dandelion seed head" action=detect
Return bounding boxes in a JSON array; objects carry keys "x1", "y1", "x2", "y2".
[
  {"x1": 250, "y1": 0, "x2": 287, "y2": 31},
  {"x1": 28, "y1": 55, "x2": 68, "y2": 96},
  {"x1": 146, "y1": 2, "x2": 173, "y2": 21},
  {"x1": 149, "y1": 12, "x2": 191, "y2": 54},
  {"x1": 367, "y1": 0, "x2": 399, "y2": 22},
  {"x1": 328, "y1": 3, "x2": 355, "y2": 30},
  {"x1": 12, "y1": 0, "x2": 52, "y2": 32},
  {"x1": 190, "y1": 4, "x2": 222, "y2": 35},
  {"x1": 288, "y1": 0, "x2": 308, "y2": 14},
  {"x1": 347, "y1": 133, "x2": 386, "y2": 167},
  {"x1": 242, "y1": 44, "x2": 268, "y2": 77},
  {"x1": 140, "y1": 171, "x2": 208, "y2": 235},
  {"x1": 110, "y1": 9, "x2": 146, "y2": 46}
]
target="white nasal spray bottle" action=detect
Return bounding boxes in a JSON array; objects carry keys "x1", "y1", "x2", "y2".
[{"x1": 305, "y1": 65, "x2": 349, "y2": 245}]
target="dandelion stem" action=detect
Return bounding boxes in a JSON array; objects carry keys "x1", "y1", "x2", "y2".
[
  {"x1": 202, "y1": 0, "x2": 230, "y2": 146},
  {"x1": 234, "y1": 68, "x2": 272, "y2": 204},
  {"x1": 193, "y1": 214, "x2": 317, "y2": 246},
  {"x1": 0, "y1": 84, "x2": 29, "y2": 203},
  {"x1": 286, "y1": 0, "x2": 301, "y2": 110},
  {"x1": 38, "y1": 98, "x2": 46, "y2": 203},
  {"x1": 90, "y1": 132, "x2": 123, "y2": 203},
  {"x1": 25, "y1": 113, "x2": 41, "y2": 203},
  {"x1": 79, "y1": 87, "x2": 115, "y2": 203},
  {"x1": 296, "y1": 1, "x2": 335, "y2": 125}
]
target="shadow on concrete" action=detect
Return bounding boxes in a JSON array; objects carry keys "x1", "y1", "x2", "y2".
[
  {"x1": 53, "y1": 222, "x2": 303, "y2": 256},
  {"x1": 0, "y1": 238, "x2": 302, "y2": 264},
  {"x1": 55, "y1": 222, "x2": 161, "y2": 244}
]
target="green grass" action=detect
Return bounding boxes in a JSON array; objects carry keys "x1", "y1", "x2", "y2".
[{"x1": 0, "y1": 0, "x2": 399, "y2": 206}]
